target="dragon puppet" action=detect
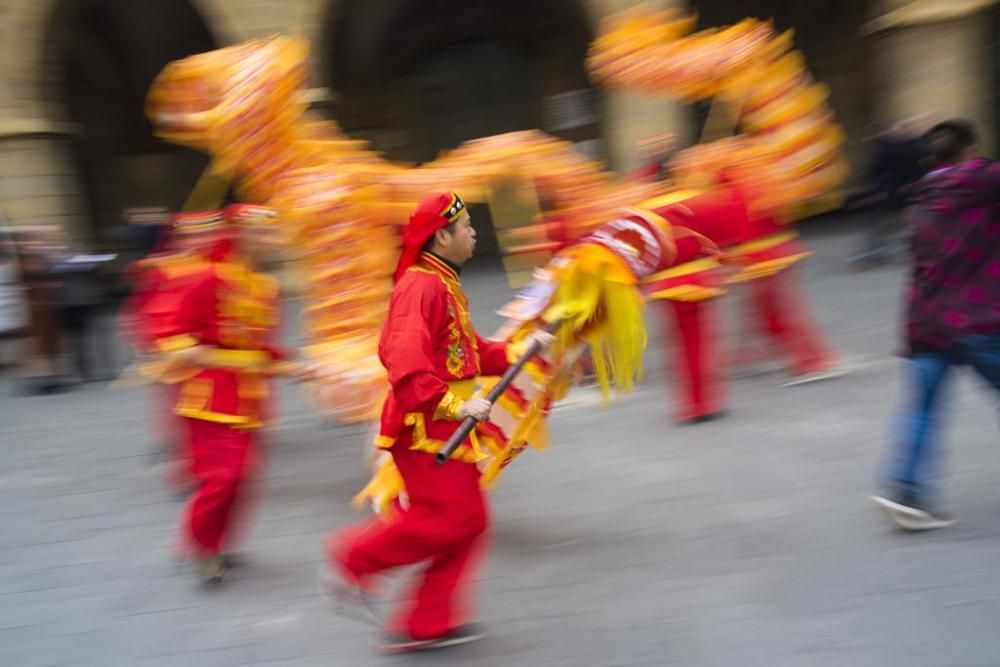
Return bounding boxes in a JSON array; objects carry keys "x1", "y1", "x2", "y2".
[{"x1": 144, "y1": 8, "x2": 847, "y2": 511}]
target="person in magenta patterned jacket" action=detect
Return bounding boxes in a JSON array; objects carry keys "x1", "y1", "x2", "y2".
[{"x1": 874, "y1": 119, "x2": 1000, "y2": 531}]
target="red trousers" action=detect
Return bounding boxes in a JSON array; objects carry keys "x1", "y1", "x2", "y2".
[
  {"x1": 183, "y1": 419, "x2": 258, "y2": 555},
  {"x1": 742, "y1": 271, "x2": 836, "y2": 375},
  {"x1": 329, "y1": 441, "x2": 488, "y2": 640},
  {"x1": 661, "y1": 271, "x2": 838, "y2": 421},
  {"x1": 662, "y1": 299, "x2": 723, "y2": 421}
]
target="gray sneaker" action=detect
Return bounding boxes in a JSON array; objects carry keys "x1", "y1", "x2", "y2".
[
  {"x1": 195, "y1": 554, "x2": 228, "y2": 586},
  {"x1": 317, "y1": 565, "x2": 379, "y2": 626}
]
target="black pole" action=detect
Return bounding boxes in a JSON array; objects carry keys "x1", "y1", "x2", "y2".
[{"x1": 435, "y1": 323, "x2": 557, "y2": 464}]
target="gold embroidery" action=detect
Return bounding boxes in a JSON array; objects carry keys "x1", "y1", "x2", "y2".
[{"x1": 408, "y1": 258, "x2": 480, "y2": 376}]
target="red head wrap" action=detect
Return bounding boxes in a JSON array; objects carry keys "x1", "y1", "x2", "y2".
[{"x1": 393, "y1": 192, "x2": 466, "y2": 283}]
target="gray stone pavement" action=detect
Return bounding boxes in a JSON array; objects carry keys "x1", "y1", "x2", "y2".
[{"x1": 2, "y1": 220, "x2": 1000, "y2": 666}]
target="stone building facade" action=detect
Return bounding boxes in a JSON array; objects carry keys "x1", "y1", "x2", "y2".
[{"x1": 0, "y1": 0, "x2": 995, "y2": 245}]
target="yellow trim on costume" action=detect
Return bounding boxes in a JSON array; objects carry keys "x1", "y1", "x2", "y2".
[
  {"x1": 175, "y1": 407, "x2": 254, "y2": 426},
  {"x1": 158, "y1": 334, "x2": 198, "y2": 353},
  {"x1": 726, "y1": 231, "x2": 798, "y2": 256},
  {"x1": 649, "y1": 285, "x2": 726, "y2": 302},
  {"x1": 418, "y1": 252, "x2": 459, "y2": 282},
  {"x1": 377, "y1": 380, "x2": 484, "y2": 461},
  {"x1": 637, "y1": 189, "x2": 704, "y2": 210},
  {"x1": 404, "y1": 411, "x2": 487, "y2": 463},
  {"x1": 725, "y1": 252, "x2": 812, "y2": 283},
  {"x1": 433, "y1": 391, "x2": 465, "y2": 421},
  {"x1": 644, "y1": 257, "x2": 721, "y2": 283},
  {"x1": 199, "y1": 348, "x2": 271, "y2": 368}
]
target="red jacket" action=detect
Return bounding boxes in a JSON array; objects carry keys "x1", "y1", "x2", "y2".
[
  {"x1": 376, "y1": 252, "x2": 510, "y2": 463},
  {"x1": 155, "y1": 252, "x2": 284, "y2": 429}
]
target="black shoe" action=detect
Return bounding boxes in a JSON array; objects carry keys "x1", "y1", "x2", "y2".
[
  {"x1": 375, "y1": 624, "x2": 486, "y2": 654},
  {"x1": 680, "y1": 411, "x2": 727, "y2": 425},
  {"x1": 872, "y1": 491, "x2": 956, "y2": 531},
  {"x1": 221, "y1": 552, "x2": 249, "y2": 569}
]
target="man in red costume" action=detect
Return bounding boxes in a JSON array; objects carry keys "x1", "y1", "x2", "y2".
[
  {"x1": 153, "y1": 203, "x2": 295, "y2": 584},
  {"x1": 325, "y1": 192, "x2": 551, "y2": 653}
]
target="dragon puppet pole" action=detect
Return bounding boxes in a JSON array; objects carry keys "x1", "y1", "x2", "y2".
[{"x1": 436, "y1": 320, "x2": 560, "y2": 464}]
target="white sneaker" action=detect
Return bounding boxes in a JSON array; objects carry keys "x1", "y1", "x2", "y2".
[
  {"x1": 872, "y1": 494, "x2": 957, "y2": 531},
  {"x1": 781, "y1": 366, "x2": 848, "y2": 387}
]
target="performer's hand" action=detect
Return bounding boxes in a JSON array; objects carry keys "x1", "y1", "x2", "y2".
[
  {"x1": 458, "y1": 397, "x2": 493, "y2": 422},
  {"x1": 525, "y1": 329, "x2": 556, "y2": 350}
]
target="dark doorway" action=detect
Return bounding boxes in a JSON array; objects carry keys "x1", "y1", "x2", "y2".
[
  {"x1": 403, "y1": 39, "x2": 539, "y2": 163},
  {"x1": 322, "y1": 0, "x2": 598, "y2": 254},
  {"x1": 45, "y1": 0, "x2": 218, "y2": 246},
  {"x1": 692, "y1": 0, "x2": 871, "y2": 185}
]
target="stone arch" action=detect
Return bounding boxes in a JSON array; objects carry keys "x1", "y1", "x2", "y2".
[{"x1": 42, "y1": 0, "x2": 219, "y2": 244}]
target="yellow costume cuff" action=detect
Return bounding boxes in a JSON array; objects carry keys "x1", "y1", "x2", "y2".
[
  {"x1": 158, "y1": 334, "x2": 198, "y2": 354},
  {"x1": 433, "y1": 391, "x2": 465, "y2": 421}
]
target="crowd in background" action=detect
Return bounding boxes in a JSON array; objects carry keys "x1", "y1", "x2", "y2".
[{"x1": 0, "y1": 222, "x2": 117, "y2": 394}]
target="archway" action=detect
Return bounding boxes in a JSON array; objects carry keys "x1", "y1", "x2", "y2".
[
  {"x1": 322, "y1": 0, "x2": 599, "y2": 253},
  {"x1": 45, "y1": 0, "x2": 218, "y2": 245}
]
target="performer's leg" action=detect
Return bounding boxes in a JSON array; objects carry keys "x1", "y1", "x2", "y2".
[
  {"x1": 184, "y1": 419, "x2": 256, "y2": 556},
  {"x1": 396, "y1": 526, "x2": 488, "y2": 640},
  {"x1": 751, "y1": 271, "x2": 838, "y2": 375},
  {"x1": 664, "y1": 299, "x2": 724, "y2": 421},
  {"x1": 335, "y1": 451, "x2": 486, "y2": 576},
  {"x1": 332, "y1": 447, "x2": 487, "y2": 638},
  {"x1": 392, "y1": 451, "x2": 488, "y2": 640}
]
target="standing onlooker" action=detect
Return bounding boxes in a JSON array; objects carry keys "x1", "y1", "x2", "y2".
[
  {"x1": 873, "y1": 119, "x2": 1000, "y2": 530},
  {"x1": 17, "y1": 228, "x2": 64, "y2": 394},
  {"x1": 124, "y1": 207, "x2": 170, "y2": 257},
  {"x1": 849, "y1": 118, "x2": 928, "y2": 268},
  {"x1": 49, "y1": 232, "x2": 113, "y2": 384},
  {"x1": 0, "y1": 229, "x2": 30, "y2": 381}
]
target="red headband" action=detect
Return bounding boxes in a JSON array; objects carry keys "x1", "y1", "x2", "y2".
[{"x1": 393, "y1": 192, "x2": 466, "y2": 283}]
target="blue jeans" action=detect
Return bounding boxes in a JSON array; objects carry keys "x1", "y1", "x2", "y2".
[{"x1": 885, "y1": 334, "x2": 1000, "y2": 498}]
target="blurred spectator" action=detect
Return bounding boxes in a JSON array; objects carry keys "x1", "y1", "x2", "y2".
[
  {"x1": 849, "y1": 118, "x2": 928, "y2": 268},
  {"x1": 48, "y1": 229, "x2": 116, "y2": 383},
  {"x1": 873, "y1": 119, "x2": 1000, "y2": 530},
  {"x1": 16, "y1": 228, "x2": 65, "y2": 394},
  {"x1": 0, "y1": 228, "x2": 30, "y2": 381},
  {"x1": 124, "y1": 206, "x2": 170, "y2": 257}
]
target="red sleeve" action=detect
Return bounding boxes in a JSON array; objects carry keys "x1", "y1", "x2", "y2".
[
  {"x1": 672, "y1": 234, "x2": 711, "y2": 265},
  {"x1": 476, "y1": 335, "x2": 510, "y2": 377},
  {"x1": 378, "y1": 275, "x2": 450, "y2": 414}
]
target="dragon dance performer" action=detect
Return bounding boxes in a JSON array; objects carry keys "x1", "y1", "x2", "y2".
[
  {"x1": 120, "y1": 211, "x2": 222, "y2": 492},
  {"x1": 151, "y1": 203, "x2": 302, "y2": 584},
  {"x1": 324, "y1": 192, "x2": 551, "y2": 654},
  {"x1": 643, "y1": 173, "x2": 842, "y2": 422}
]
